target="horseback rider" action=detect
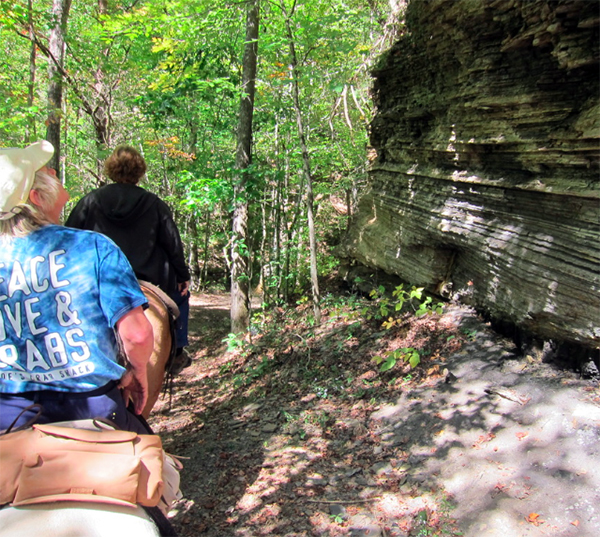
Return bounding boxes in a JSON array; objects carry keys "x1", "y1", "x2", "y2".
[
  {"x1": 0, "y1": 141, "x2": 154, "y2": 434},
  {"x1": 66, "y1": 145, "x2": 192, "y2": 373}
]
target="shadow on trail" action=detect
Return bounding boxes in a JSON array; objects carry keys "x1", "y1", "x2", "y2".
[
  {"x1": 367, "y1": 308, "x2": 600, "y2": 537},
  {"x1": 149, "y1": 297, "x2": 600, "y2": 537}
]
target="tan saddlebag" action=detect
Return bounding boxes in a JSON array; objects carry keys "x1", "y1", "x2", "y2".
[{"x1": 0, "y1": 422, "x2": 164, "y2": 508}]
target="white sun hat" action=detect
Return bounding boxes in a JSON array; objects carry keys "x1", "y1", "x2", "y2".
[{"x1": 0, "y1": 140, "x2": 54, "y2": 219}]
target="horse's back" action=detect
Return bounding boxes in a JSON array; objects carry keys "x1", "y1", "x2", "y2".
[
  {"x1": 139, "y1": 281, "x2": 177, "y2": 418},
  {"x1": 0, "y1": 502, "x2": 160, "y2": 537}
]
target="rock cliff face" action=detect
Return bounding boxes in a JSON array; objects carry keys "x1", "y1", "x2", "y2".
[{"x1": 343, "y1": 0, "x2": 599, "y2": 352}]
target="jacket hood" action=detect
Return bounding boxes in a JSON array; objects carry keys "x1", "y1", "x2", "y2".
[{"x1": 95, "y1": 183, "x2": 157, "y2": 225}]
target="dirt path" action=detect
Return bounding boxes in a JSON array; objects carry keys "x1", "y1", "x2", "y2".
[{"x1": 149, "y1": 293, "x2": 600, "y2": 537}]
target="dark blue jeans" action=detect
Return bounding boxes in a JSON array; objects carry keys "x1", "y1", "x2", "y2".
[
  {"x1": 170, "y1": 290, "x2": 190, "y2": 350},
  {"x1": 0, "y1": 382, "x2": 149, "y2": 434}
]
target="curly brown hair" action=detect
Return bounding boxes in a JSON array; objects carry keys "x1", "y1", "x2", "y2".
[{"x1": 104, "y1": 145, "x2": 147, "y2": 185}]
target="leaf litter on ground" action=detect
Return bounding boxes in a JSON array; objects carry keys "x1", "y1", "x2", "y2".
[{"x1": 149, "y1": 290, "x2": 600, "y2": 537}]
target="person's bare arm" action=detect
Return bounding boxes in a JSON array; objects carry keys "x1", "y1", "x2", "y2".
[{"x1": 115, "y1": 306, "x2": 154, "y2": 415}]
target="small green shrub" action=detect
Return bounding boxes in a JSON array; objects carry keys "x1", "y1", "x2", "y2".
[
  {"x1": 222, "y1": 332, "x2": 245, "y2": 352},
  {"x1": 362, "y1": 284, "x2": 444, "y2": 327},
  {"x1": 373, "y1": 347, "x2": 421, "y2": 372}
]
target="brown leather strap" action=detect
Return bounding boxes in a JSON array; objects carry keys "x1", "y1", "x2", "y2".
[
  {"x1": 33, "y1": 423, "x2": 137, "y2": 443},
  {"x1": 1, "y1": 404, "x2": 43, "y2": 435}
]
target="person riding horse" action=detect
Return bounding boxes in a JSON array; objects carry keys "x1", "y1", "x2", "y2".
[
  {"x1": 0, "y1": 141, "x2": 153, "y2": 434},
  {"x1": 66, "y1": 145, "x2": 192, "y2": 374}
]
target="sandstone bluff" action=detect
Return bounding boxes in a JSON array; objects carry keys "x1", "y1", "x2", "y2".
[{"x1": 343, "y1": 0, "x2": 599, "y2": 359}]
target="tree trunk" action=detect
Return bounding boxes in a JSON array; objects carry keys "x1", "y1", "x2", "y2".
[
  {"x1": 231, "y1": 0, "x2": 259, "y2": 335},
  {"x1": 258, "y1": 187, "x2": 269, "y2": 306},
  {"x1": 93, "y1": 0, "x2": 110, "y2": 176},
  {"x1": 26, "y1": 0, "x2": 37, "y2": 143},
  {"x1": 202, "y1": 210, "x2": 212, "y2": 288},
  {"x1": 283, "y1": 9, "x2": 321, "y2": 325},
  {"x1": 46, "y1": 0, "x2": 72, "y2": 174}
]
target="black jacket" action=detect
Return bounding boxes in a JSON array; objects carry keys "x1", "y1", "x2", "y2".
[{"x1": 66, "y1": 183, "x2": 190, "y2": 296}]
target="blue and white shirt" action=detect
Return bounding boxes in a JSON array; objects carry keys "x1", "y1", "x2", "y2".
[{"x1": 0, "y1": 225, "x2": 147, "y2": 393}]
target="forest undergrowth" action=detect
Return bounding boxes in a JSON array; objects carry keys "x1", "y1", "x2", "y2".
[{"x1": 149, "y1": 285, "x2": 483, "y2": 536}]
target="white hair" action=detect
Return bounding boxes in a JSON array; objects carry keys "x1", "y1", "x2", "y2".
[{"x1": 0, "y1": 169, "x2": 60, "y2": 238}]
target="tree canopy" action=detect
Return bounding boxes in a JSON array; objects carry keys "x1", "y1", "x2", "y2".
[{"x1": 0, "y1": 0, "x2": 399, "y2": 315}]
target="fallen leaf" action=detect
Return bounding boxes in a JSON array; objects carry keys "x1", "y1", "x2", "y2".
[
  {"x1": 516, "y1": 432, "x2": 528, "y2": 441},
  {"x1": 427, "y1": 365, "x2": 440, "y2": 375},
  {"x1": 492, "y1": 483, "x2": 507, "y2": 496},
  {"x1": 571, "y1": 520, "x2": 579, "y2": 527},
  {"x1": 472, "y1": 433, "x2": 496, "y2": 449},
  {"x1": 526, "y1": 513, "x2": 544, "y2": 526}
]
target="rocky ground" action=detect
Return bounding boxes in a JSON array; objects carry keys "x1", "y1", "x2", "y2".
[{"x1": 148, "y1": 292, "x2": 600, "y2": 537}]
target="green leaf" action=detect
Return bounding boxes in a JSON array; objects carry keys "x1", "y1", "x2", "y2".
[
  {"x1": 380, "y1": 356, "x2": 396, "y2": 372},
  {"x1": 408, "y1": 351, "x2": 421, "y2": 368},
  {"x1": 410, "y1": 287, "x2": 424, "y2": 299}
]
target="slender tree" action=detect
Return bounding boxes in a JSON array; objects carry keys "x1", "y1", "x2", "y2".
[
  {"x1": 280, "y1": 0, "x2": 321, "y2": 325},
  {"x1": 26, "y1": 0, "x2": 37, "y2": 143},
  {"x1": 46, "y1": 0, "x2": 72, "y2": 174},
  {"x1": 231, "y1": 0, "x2": 260, "y2": 335},
  {"x1": 92, "y1": 0, "x2": 110, "y2": 174}
]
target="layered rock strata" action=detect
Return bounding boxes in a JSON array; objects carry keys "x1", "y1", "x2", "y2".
[{"x1": 343, "y1": 0, "x2": 599, "y2": 350}]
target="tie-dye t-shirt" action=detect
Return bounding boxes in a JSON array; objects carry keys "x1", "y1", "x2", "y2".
[{"x1": 0, "y1": 225, "x2": 147, "y2": 393}]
